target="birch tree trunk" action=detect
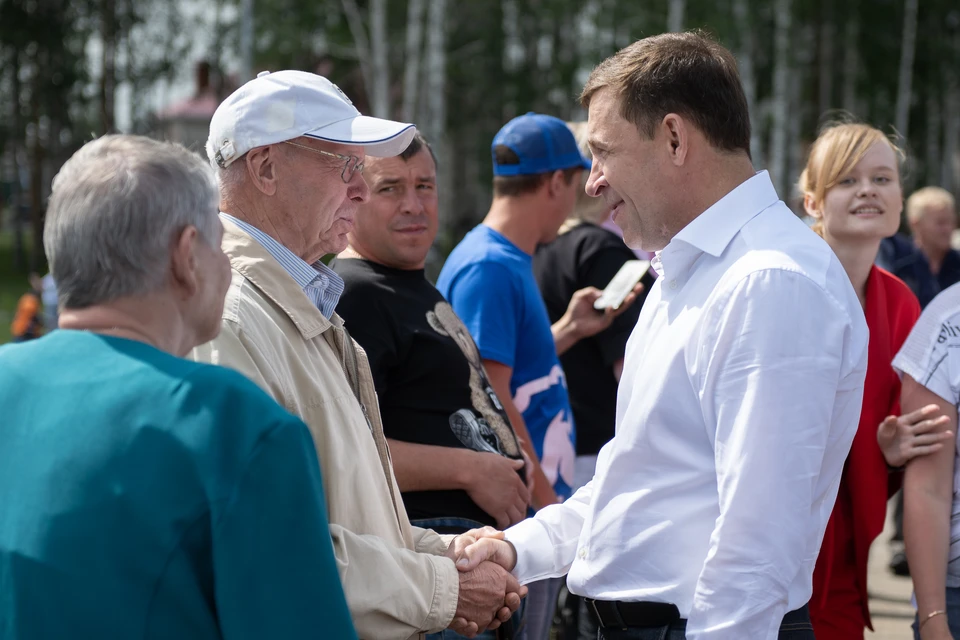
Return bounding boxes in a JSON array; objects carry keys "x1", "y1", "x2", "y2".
[
  {"x1": 943, "y1": 62, "x2": 960, "y2": 193},
  {"x1": 369, "y1": 0, "x2": 390, "y2": 118},
  {"x1": 425, "y1": 0, "x2": 449, "y2": 225},
  {"x1": 926, "y1": 91, "x2": 941, "y2": 186},
  {"x1": 732, "y1": 0, "x2": 763, "y2": 166},
  {"x1": 99, "y1": 0, "x2": 117, "y2": 134},
  {"x1": 402, "y1": 0, "x2": 425, "y2": 123},
  {"x1": 894, "y1": 0, "x2": 918, "y2": 139},
  {"x1": 667, "y1": 0, "x2": 685, "y2": 33},
  {"x1": 818, "y1": 0, "x2": 834, "y2": 116},
  {"x1": 841, "y1": 3, "x2": 859, "y2": 114},
  {"x1": 769, "y1": 0, "x2": 792, "y2": 196}
]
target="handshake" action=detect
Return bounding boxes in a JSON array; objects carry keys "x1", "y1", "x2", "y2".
[{"x1": 442, "y1": 526, "x2": 524, "y2": 638}]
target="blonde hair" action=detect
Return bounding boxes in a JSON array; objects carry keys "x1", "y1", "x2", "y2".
[
  {"x1": 798, "y1": 122, "x2": 904, "y2": 236},
  {"x1": 558, "y1": 121, "x2": 608, "y2": 236},
  {"x1": 906, "y1": 186, "x2": 956, "y2": 224}
]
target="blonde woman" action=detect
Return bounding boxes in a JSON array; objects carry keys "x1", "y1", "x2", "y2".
[{"x1": 799, "y1": 122, "x2": 951, "y2": 639}]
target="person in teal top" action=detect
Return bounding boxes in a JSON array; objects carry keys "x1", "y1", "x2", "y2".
[{"x1": 0, "y1": 134, "x2": 357, "y2": 639}]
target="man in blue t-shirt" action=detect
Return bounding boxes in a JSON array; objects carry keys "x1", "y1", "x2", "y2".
[{"x1": 436, "y1": 113, "x2": 642, "y2": 640}]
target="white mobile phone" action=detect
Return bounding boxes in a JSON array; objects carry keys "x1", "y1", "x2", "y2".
[{"x1": 593, "y1": 259, "x2": 650, "y2": 310}]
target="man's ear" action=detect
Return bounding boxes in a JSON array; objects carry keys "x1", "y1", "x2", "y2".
[
  {"x1": 245, "y1": 146, "x2": 279, "y2": 196},
  {"x1": 548, "y1": 169, "x2": 568, "y2": 198},
  {"x1": 170, "y1": 225, "x2": 201, "y2": 299},
  {"x1": 661, "y1": 113, "x2": 688, "y2": 166}
]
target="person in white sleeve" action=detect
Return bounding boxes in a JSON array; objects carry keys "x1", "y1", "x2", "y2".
[
  {"x1": 895, "y1": 282, "x2": 960, "y2": 640},
  {"x1": 449, "y1": 31, "x2": 869, "y2": 640}
]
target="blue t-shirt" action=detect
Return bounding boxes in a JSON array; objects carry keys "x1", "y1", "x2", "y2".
[
  {"x1": 437, "y1": 225, "x2": 576, "y2": 499},
  {"x1": 0, "y1": 330, "x2": 356, "y2": 639}
]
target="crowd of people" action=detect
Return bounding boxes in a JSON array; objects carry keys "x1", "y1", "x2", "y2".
[{"x1": 2, "y1": 30, "x2": 960, "y2": 640}]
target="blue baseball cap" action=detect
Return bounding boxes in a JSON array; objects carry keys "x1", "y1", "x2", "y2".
[{"x1": 491, "y1": 112, "x2": 592, "y2": 176}]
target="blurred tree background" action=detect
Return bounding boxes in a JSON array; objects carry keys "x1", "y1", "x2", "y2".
[{"x1": 0, "y1": 0, "x2": 958, "y2": 275}]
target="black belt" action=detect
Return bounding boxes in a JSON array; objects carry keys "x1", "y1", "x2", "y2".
[{"x1": 587, "y1": 599, "x2": 810, "y2": 631}]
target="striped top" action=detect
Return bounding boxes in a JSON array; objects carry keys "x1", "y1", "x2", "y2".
[{"x1": 220, "y1": 213, "x2": 344, "y2": 319}]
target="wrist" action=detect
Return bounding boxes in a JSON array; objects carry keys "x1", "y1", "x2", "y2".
[
  {"x1": 453, "y1": 450, "x2": 481, "y2": 491},
  {"x1": 554, "y1": 314, "x2": 581, "y2": 342}
]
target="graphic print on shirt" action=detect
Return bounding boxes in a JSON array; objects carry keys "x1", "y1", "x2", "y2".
[
  {"x1": 427, "y1": 301, "x2": 521, "y2": 458},
  {"x1": 513, "y1": 365, "x2": 576, "y2": 487}
]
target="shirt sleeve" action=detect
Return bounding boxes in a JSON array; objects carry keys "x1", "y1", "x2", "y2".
[
  {"x1": 212, "y1": 417, "x2": 358, "y2": 640},
  {"x1": 893, "y1": 297, "x2": 960, "y2": 406},
  {"x1": 445, "y1": 261, "x2": 520, "y2": 368},
  {"x1": 688, "y1": 269, "x2": 865, "y2": 640},
  {"x1": 503, "y1": 440, "x2": 617, "y2": 584}
]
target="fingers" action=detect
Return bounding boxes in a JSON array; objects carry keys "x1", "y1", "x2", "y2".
[
  {"x1": 456, "y1": 537, "x2": 513, "y2": 572},
  {"x1": 909, "y1": 415, "x2": 953, "y2": 435},
  {"x1": 496, "y1": 605, "x2": 513, "y2": 623},
  {"x1": 903, "y1": 404, "x2": 946, "y2": 426},
  {"x1": 910, "y1": 431, "x2": 954, "y2": 447},
  {"x1": 902, "y1": 443, "x2": 946, "y2": 461},
  {"x1": 507, "y1": 504, "x2": 525, "y2": 527},
  {"x1": 509, "y1": 458, "x2": 525, "y2": 470},
  {"x1": 449, "y1": 618, "x2": 479, "y2": 638},
  {"x1": 494, "y1": 512, "x2": 510, "y2": 530}
]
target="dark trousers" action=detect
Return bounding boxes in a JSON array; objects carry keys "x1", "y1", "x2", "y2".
[{"x1": 597, "y1": 605, "x2": 815, "y2": 640}]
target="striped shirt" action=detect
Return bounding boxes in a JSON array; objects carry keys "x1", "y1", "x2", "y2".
[{"x1": 220, "y1": 213, "x2": 344, "y2": 319}]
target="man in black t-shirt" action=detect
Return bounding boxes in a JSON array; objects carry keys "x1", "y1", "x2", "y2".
[{"x1": 332, "y1": 133, "x2": 531, "y2": 536}]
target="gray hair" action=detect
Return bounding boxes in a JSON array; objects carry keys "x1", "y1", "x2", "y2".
[{"x1": 44, "y1": 134, "x2": 220, "y2": 310}]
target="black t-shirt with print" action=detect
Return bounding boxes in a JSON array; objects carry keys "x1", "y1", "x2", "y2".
[{"x1": 332, "y1": 257, "x2": 523, "y2": 527}]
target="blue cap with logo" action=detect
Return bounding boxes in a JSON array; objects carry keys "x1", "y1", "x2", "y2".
[{"x1": 491, "y1": 112, "x2": 592, "y2": 176}]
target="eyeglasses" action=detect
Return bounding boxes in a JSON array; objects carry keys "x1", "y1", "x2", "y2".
[{"x1": 282, "y1": 141, "x2": 364, "y2": 183}]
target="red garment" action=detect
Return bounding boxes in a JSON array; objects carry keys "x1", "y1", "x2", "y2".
[{"x1": 810, "y1": 267, "x2": 920, "y2": 639}]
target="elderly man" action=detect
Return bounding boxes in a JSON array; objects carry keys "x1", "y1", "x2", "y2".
[
  {"x1": 0, "y1": 135, "x2": 356, "y2": 638},
  {"x1": 454, "y1": 32, "x2": 868, "y2": 640},
  {"x1": 878, "y1": 186, "x2": 960, "y2": 309},
  {"x1": 191, "y1": 70, "x2": 522, "y2": 639}
]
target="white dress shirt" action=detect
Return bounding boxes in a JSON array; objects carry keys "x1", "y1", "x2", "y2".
[{"x1": 505, "y1": 172, "x2": 868, "y2": 639}]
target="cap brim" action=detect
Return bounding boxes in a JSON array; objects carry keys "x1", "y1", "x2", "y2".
[{"x1": 305, "y1": 115, "x2": 417, "y2": 157}]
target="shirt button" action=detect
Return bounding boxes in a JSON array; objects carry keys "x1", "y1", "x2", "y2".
[
  {"x1": 669, "y1": 280, "x2": 678, "y2": 289},
  {"x1": 578, "y1": 548, "x2": 587, "y2": 559}
]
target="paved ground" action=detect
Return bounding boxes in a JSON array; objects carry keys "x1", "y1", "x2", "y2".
[{"x1": 866, "y1": 502, "x2": 915, "y2": 640}]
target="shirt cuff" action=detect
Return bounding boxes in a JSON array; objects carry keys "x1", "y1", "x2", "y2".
[
  {"x1": 421, "y1": 555, "x2": 459, "y2": 633},
  {"x1": 504, "y1": 517, "x2": 557, "y2": 585}
]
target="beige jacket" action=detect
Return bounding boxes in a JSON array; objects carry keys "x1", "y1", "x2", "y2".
[{"x1": 192, "y1": 219, "x2": 459, "y2": 639}]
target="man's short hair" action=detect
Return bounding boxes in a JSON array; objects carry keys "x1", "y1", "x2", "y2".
[
  {"x1": 581, "y1": 31, "x2": 751, "y2": 155},
  {"x1": 492, "y1": 146, "x2": 581, "y2": 198},
  {"x1": 44, "y1": 135, "x2": 219, "y2": 310},
  {"x1": 907, "y1": 186, "x2": 957, "y2": 224},
  {"x1": 399, "y1": 132, "x2": 438, "y2": 165}
]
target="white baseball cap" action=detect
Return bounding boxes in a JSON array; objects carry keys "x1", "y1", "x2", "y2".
[{"x1": 206, "y1": 70, "x2": 417, "y2": 168}]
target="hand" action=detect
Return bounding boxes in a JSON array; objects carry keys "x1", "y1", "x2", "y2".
[
  {"x1": 448, "y1": 560, "x2": 527, "y2": 637},
  {"x1": 877, "y1": 404, "x2": 953, "y2": 468},
  {"x1": 453, "y1": 534, "x2": 519, "y2": 573},
  {"x1": 562, "y1": 284, "x2": 644, "y2": 341},
  {"x1": 463, "y1": 452, "x2": 530, "y2": 528}
]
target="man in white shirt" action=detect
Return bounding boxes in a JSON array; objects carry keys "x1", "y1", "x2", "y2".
[{"x1": 451, "y1": 32, "x2": 869, "y2": 640}]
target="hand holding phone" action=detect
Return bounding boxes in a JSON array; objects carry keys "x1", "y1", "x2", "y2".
[{"x1": 593, "y1": 260, "x2": 651, "y2": 310}]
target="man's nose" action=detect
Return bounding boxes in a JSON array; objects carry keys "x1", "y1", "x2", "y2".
[{"x1": 585, "y1": 162, "x2": 606, "y2": 197}]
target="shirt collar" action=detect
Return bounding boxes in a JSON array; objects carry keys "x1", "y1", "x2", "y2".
[
  {"x1": 219, "y1": 213, "x2": 344, "y2": 317},
  {"x1": 669, "y1": 171, "x2": 780, "y2": 258}
]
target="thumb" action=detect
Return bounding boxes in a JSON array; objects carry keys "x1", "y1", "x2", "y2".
[
  {"x1": 456, "y1": 537, "x2": 505, "y2": 572},
  {"x1": 510, "y1": 458, "x2": 525, "y2": 470}
]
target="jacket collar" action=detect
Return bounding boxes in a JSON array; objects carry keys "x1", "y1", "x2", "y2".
[{"x1": 221, "y1": 217, "x2": 340, "y2": 340}]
